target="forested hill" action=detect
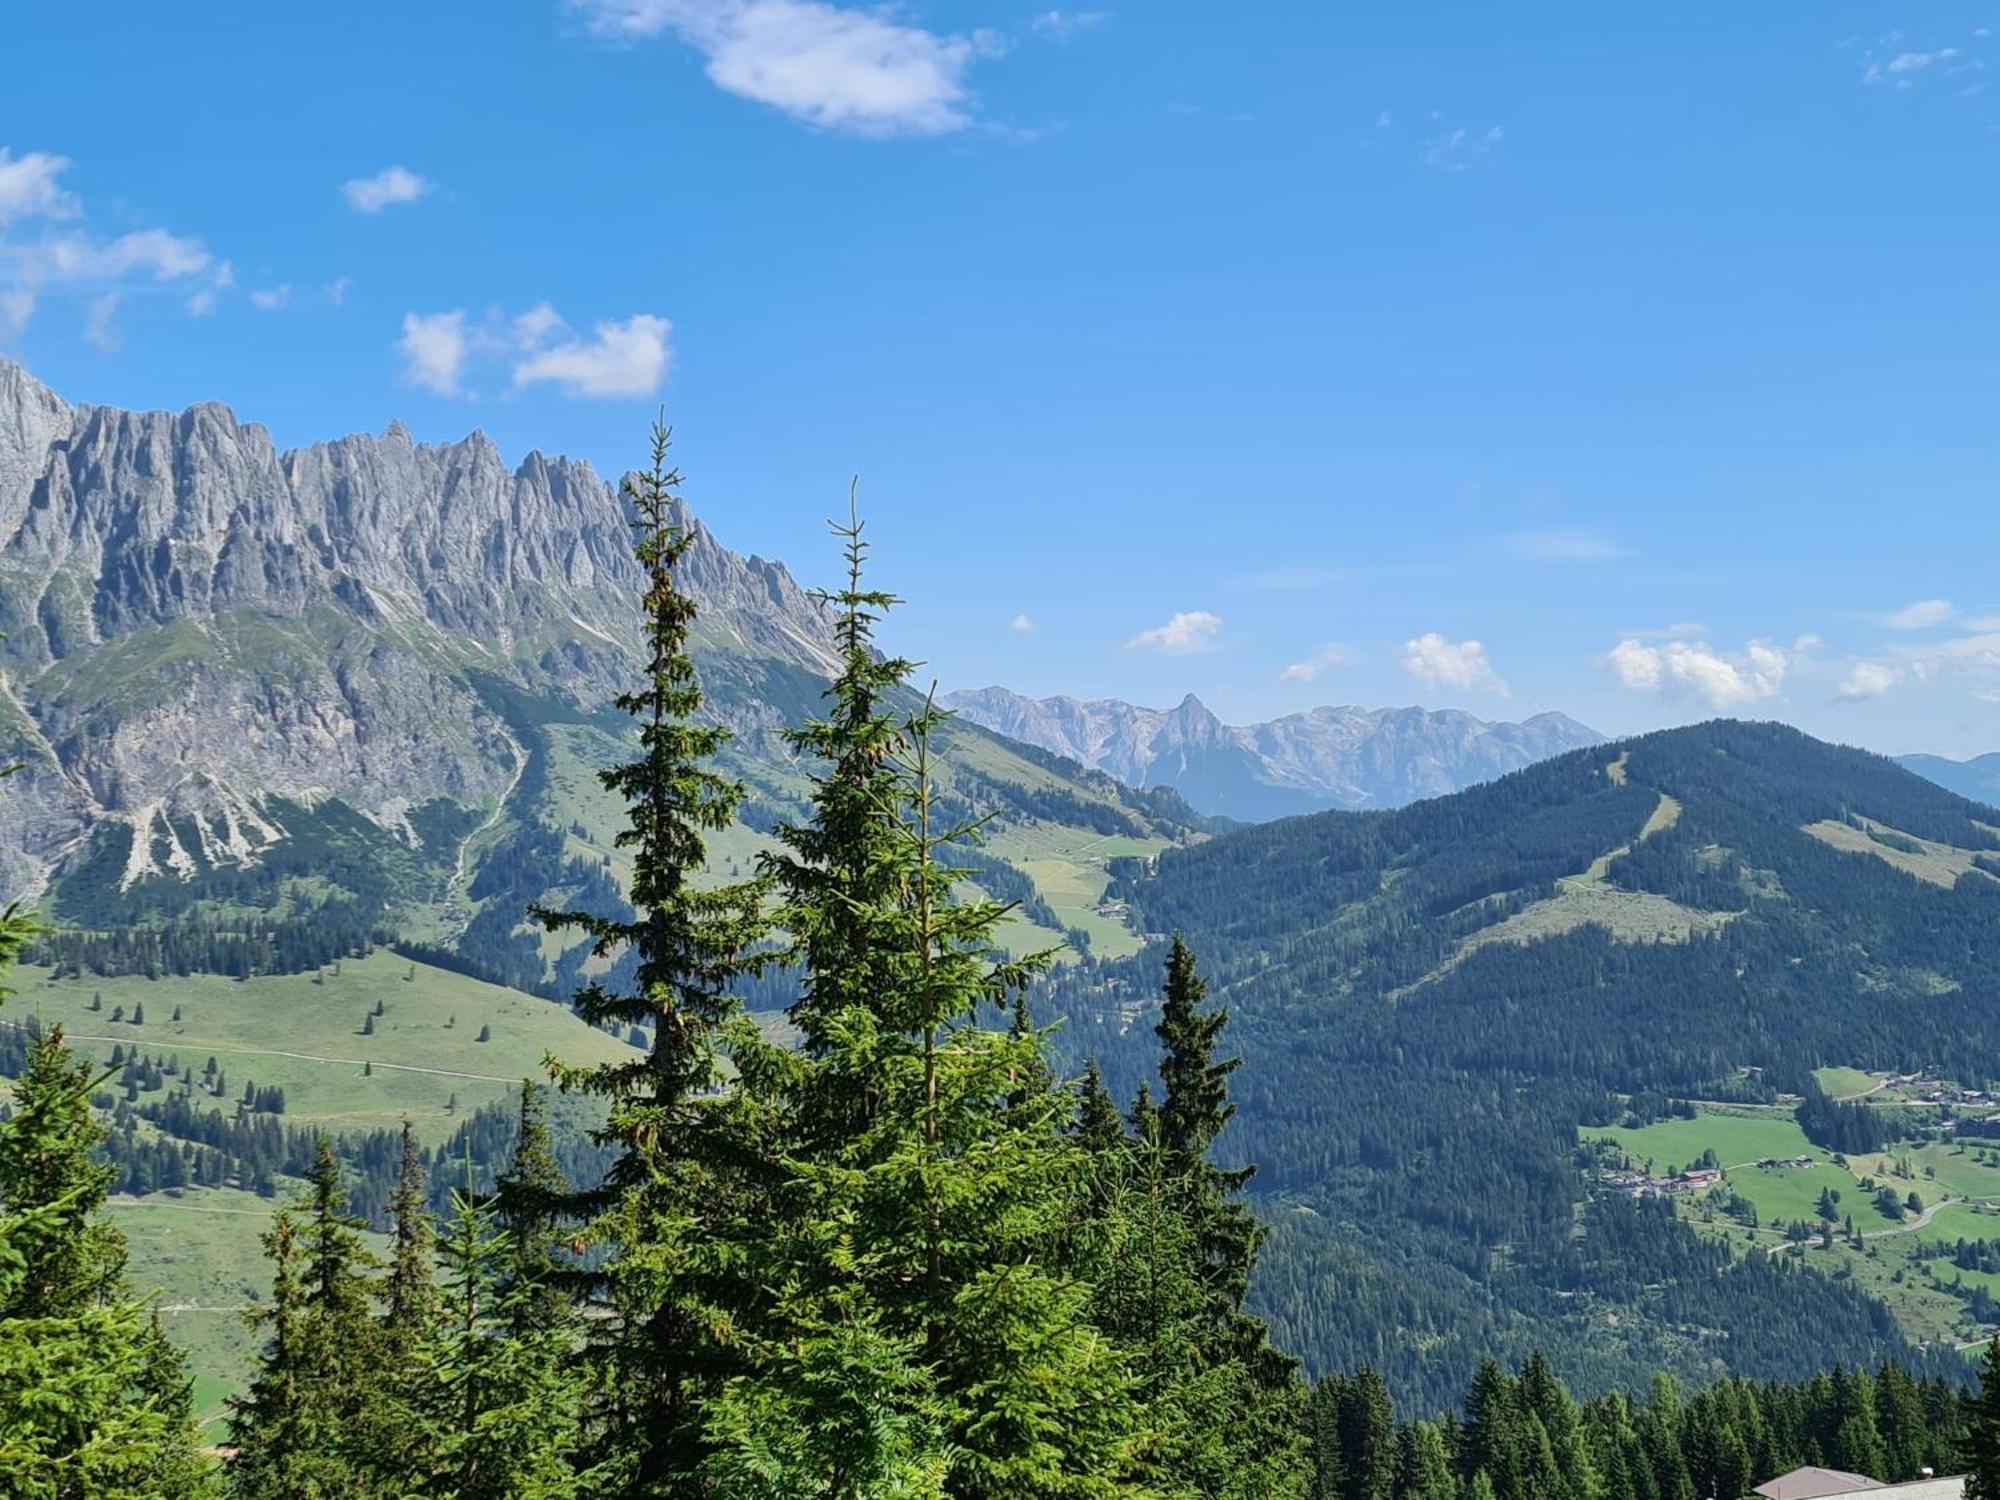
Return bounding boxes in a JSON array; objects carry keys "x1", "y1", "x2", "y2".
[{"x1": 1042, "y1": 720, "x2": 2000, "y2": 1410}]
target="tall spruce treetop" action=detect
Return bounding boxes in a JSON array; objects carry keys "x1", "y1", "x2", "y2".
[
  {"x1": 759, "y1": 496, "x2": 914, "y2": 1144},
  {"x1": 384, "y1": 1119, "x2": 438, "y2": 1336},
  {"x1": 492, "y1": 1080, "x2": 572, "y2": 1338},
  {"x1": 1157, "y1": 933, "x2": 1245, "y2": 1180},
  {"x1": 540, "y1": 416, "x2": 769, "y2": 1124}
]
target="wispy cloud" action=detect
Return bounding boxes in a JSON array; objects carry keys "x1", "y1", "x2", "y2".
[
  {"x1": 1403, "y1": 633, "x2": 1507, "y2": 695},
  {"x1": 514, "y1": 313, "x2": 672, "y2": 397},
  {"x1": 1884, "y1": 597, "x2": 1954, "y2": 631},
  {"x1": 82, "y1": 292, "x2": 120, "y2": 352},
  {"x1": 0, "y1": 148, "x2": 80, "y2": 226},
  {"x1": 1508, "y1": 529, "x2": 1629, "y2": 565},
  {"x1": 1421, "y1": 122, "x2": 1505, "y2": 171},
  {"x1": 1009, "y1": 613, "x2": 1036, "y2": 633},
  {"x1": 1128, "y1": 610, "x2": 1222, "y2": 654},
  {"x1": 1838, "y1": 660, "x2": 1904, "y2": 701},
  {"x1": 1280, "y1": 644, "x2": 1357, "y2": 684},
  {"x1": 1030, "y1": 9, "x2": 1107, "y2": 41},
  {"x1": 1864, "y1": 47, "x2": 1961, "y2": 86},
  {"x1": 1839, "y1": 631, "x2": 2000, "y2": 704},
  {"x1": 0, "y1": 144, "x2": 229, "y2": 347},
  {"x1": 570, "y1": 0, "x2": 992, "y2": 137},
  {"x1": 343, "y1": 165, "x2": 432, "y2": 213},
  {"x1": 249, "y1": 284, "x2": 292, "y2": 311}
]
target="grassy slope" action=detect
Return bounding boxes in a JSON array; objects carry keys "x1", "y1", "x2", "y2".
[{"x1": 9, "y1": 951, "x2": 635, "y2": 1143}]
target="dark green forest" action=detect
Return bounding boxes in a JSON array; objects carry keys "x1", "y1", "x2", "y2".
[{"x1": 1035, "y1": 715, "x2": 2000, "y2": 1411}]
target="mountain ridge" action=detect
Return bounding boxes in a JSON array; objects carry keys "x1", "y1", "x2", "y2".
[
  {"x1": 943, "y1": 683, "x2": 1602, "y2": 820},
  {"x1": 1041, "y1": 718, "x2": 2000, "y2": 1406}
]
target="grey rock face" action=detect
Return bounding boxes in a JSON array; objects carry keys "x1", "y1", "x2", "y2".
[
  {"x1": 0, "y1": 359, "x2": 836, "y2": 895},
  {"x1": 943, "y1": 686, "x2": 1602, "y2": 821}
]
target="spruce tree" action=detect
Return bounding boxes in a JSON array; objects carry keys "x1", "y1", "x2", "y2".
[
  {"x1": 0, "y1": 1027, "x2": 127, "y2": 1318},
  {"x1": 0, "y1": 1028, "x2": 213, "y2": 1493},
  {"x1": 384, "y1": 1119, "x2": 438, "y2": 1336},
  {"x1": 1129, "y1": 937, "x2": 1309, "y2": 1494},
  {"x1": 702, "y1": 511, "x2": 1150, "y2": 1495},
  {"x1": 1965, "y1": 1338, "x2": 2000, "y2": 1499},
  {"x1": 406, "y1": 1158, "x2": 587, "y2": 1498},
  {"x1": 492, "y1": 1080, "x2": 572, "y2": 1337},
  {"x1": 228, "y1": 1141, "x2": 389, "y2": 1496},
  {"x1": 536, "y1": 418, "x2": 770, "y2": 1487}
]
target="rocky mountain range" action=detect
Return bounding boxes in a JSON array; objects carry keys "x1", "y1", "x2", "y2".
[
  {"x1": 0, "y1": 357, "x2": 841, "y2": 900},
  {"x1": 941, "y1": 686, "x2": 1603, "y2": 821}
]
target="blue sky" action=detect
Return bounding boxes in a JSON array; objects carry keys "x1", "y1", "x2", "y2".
[{"x1": 7, "y1": 3, "x2": 2000, "y2": 754}]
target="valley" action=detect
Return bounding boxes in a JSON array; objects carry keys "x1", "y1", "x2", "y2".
[{"x1": 1582, "y1": 1074, "x2": 2000, "y2": 1355}]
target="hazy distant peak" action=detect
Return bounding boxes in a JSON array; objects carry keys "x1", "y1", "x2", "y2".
[{"x1": 940, "y1": 685, "x2": 1603, "y2": 821}]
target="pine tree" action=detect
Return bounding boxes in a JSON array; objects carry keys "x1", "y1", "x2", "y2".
[
  {"x1": 492, "y1": 1081, "x2": 571, "y2": 1338},
  {"x1": 1076, "y1": 1059, "x2": 1126, "y2": 1153},
  {"x1": 1334, "y1": 1365, "x2": 1395, "y2": 1500},
  {"x1": 536, "y1": 418, "x2": 771, "y2": 1487},
  {"x1": 1129, "y1": 937, "x2": 1309, "y2": 1494},
  {"x1": 406, "y1": 1157, "x2": 586, "y2": 1498},
  {"x1": 228, "y1": 1141, "x2": 390, "y2": 1496},
  {"x1": 700, "y1": 509, "x2": 1150, "y2": 1495},
  {"x1": 384, "y1": 1120, "x2": 438, "y2": 1336},
  {"x1": 0, "y1": 1037, "x2": 214, "y2": 1493},
  {"x1": 0, "y1": 1027, "x2": 127, "y2": 1318},
  {"x1": 1966, "y1": 1339, "x2": 2000, "y2": 1500}
]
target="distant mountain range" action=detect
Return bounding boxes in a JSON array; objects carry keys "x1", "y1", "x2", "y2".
[
  {"x1": 941, "y1": 686, "x2": 1603, "y2": 821},
  {"x1": 1897, "y1": 752, "x2": 2000, "y2": 810}
]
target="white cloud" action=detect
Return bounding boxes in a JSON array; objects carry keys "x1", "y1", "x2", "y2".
[
  {"x1": 1606, "y1": 635, "x2": 1798, "y2": 709},
  {"x1": 1838, "y1": 660, "x2": 1905, "y2": 701},
  {"x1": 1280, "y1": 643, "x2": 1357, "y2": 684},
  {"x1": 1128, "y1": 610, "x2": 1223, "y2": 654},
  {"x1": 326, "y1": 276, "x2": 352, "y2": 307},
  {"x1": 83, "y1": 292, "x2": 120, "y2": 352},
  {"x1": 0, "y1": 149, "x2": 79, "y2": 226},
  {"x1": 1030, "y1": 10, "x2": 1107, "y2": 41},
  {"x1": 398, "y1": 310, "x2": 469, "y2": 395},
  {"x1": 1421, "y1": 124, "x2": 1504, "y2": 171},
  {"x1": 249, "y1": 284, "x2": 291, "y2": 311},
  {"x1": 400, "y1": 304, "x2": 672, "y2": 399},
  {"x1": 1885, "y1": 597, "x2": 1954, "y2": 630},
  {"x1": 343, "y1": 165, "x2": 432, "y2": 213},
  {"x1": 572, "y1": 0, "x2": 983, "y2": 136},
  {"x1": 1402, "y1": 633, "x2": 1508, "y2": 695},
  {"x1": 1009, "y1": 613, "x2": 1035, "y2": 633},
  {"x1": 512, "y1": 313, "x2": 671, "y2": 397},
  {"x1": 184, "y1": 288, "x2": 218, "y2": 317},
  {"x1": 1508, "y1": 529, "x2": 1629, "y2": 564}
]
